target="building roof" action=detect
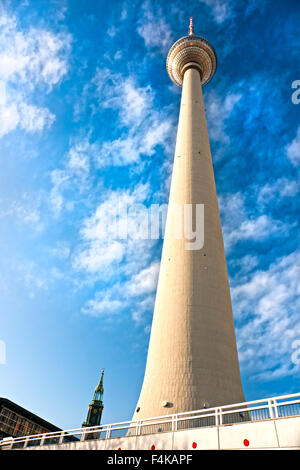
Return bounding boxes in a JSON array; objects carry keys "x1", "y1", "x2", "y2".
[{"x1": 0, "y1": 398, "x2": 61, "y2": 432}]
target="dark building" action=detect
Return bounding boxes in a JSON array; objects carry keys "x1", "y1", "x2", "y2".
[{"x1": 0, "y1": 398, "x2": 61, "y2": 440}]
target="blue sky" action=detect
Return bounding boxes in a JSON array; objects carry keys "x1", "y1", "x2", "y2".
[{"x1": 0, "y1": 0, "x2": 299, "y2": 430}]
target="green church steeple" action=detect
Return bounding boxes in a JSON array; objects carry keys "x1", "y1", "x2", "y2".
[{"x1": 82, "y1": 369, "x2": 104, "y2": 428}]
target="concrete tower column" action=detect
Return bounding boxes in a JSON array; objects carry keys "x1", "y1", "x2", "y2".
[{"x1": 132, "y1": 21, "x2": 245, "y2": 422}]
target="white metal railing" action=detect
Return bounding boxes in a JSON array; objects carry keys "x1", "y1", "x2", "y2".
[{"x1": 1, "y1": 392, "x2": 299, "y2": 450}]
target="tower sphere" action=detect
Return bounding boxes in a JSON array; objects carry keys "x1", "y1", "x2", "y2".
[{"x1": 166, "y1": 33, "x2": 217, "y2": 87}]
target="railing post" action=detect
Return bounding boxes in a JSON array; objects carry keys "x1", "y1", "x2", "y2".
[
  {"x1": 268, "y1": 399, "x2": 274, "y2": 419},
  {"x1": 136, "y1": 420, "x2": 142, "y2": 436},
  {"x1": 215, "y1": 408, "x2": 219, "y2": 426},
  {"x1": 80, "y1": 429, "x2": 86, "y2": 442},
  {"x1": 172, "y1": 415, "x2": 177, "y2": 432},
  {"x1": 219, "y1": 407, "x2": 223, "y2": 426},
  {"x1": 106, "y1": 425, "x2": 112, "y2": 439},
  {"x1": 23, "y1": 437, "x2": 29, "y2": 448},
  {"x1": 273, "y1": 399, "x2": 279, "y2": 418},
  {"x1": 59, "y1": 431, "x2": 65, "y2": 444},
  {"x1": 40, "y1": 435, "x2": 46, "y2": 447}
]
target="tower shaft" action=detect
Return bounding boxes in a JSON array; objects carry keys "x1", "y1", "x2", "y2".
[{"x1": 133, "y1": 67, "x2": 245, "y2": 421}]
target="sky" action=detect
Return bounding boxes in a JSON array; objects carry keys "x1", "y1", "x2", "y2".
[{"x1": 0, "y1": 0, "x2": 299, "y2": 431}]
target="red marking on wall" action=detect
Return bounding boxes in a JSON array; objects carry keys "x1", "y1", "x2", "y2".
[
  {"x1": 151, "y1": 445, "x2": 155, "y2": 450},
  {"x1": 243, "y1": 439, "x2": 249, "y2": 447},
  {"x1": 192, "y1": 442, "x2": 197, "y2": 449}
]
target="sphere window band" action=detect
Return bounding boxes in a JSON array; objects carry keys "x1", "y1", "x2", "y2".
[{"x1": 166, "y1": 35, "x2": 217, "y2": 87}]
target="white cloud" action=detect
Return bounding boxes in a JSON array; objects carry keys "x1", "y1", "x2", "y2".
[
  {"x1": 0, "y1": 192, "x2": 43, "y2": 231},
  {"x1": 230, "y1": 254, "x2": 259, "y2": 275},
  {"x1": 132, "y1": 295, "x2": 155, "y2": 325},
  {"x1": 114, "y1": 50, "x2": 122, "y2": 60},
  {"x1": 0, "y1": 81, "x2": 55, "y2": 137},
  {"x1": 0, "y1": 92, "x2": 19, "y2": 136},
  {"x1": 0, "y1": 13, "x2": 71, "y2": 89},
  {"x1": 49, "y1": 169, "x2": 70, "y2": 215},
  {"x1": 142, "y1": 121, "x2": 172, "y2": 155},
  {"x1": 49, "y1": 139, "x2": 102, "y2": 215},
  {"x1": 18, "y1": 102, "x2": 55, "y2": 132},
  {"x1": 66, "y1": 140, "x2": 94, "y2": 175},
  {"x1": 98, "y1": 118, "x2": 172, "y2": 167},
  {"x1": 74, "y1": 182, "x2": 161, "y2": 324},
  {"x1": 50, "y1": 241, "x2": 71, "y2": 260},
  {"x1": 99, "y1": 136, "x2": 141, "y2": 166},
  {"x1": 82, "y1": 292, "x2": 123, "y2": 318},
  {"x1": 228, "y1": 214, "x2": 288, "y2": 245},
  {"x1": 81, "y1": 261, "x2": 158, "y2": 323},
  {"x1": 200, "y1": 0, "x2": 231, "y2": 23},
  {"x1": 93, "y1": 68, "x2": 153, "y2": 126},
  {"x1": 75, "y1": 240, "x2": 125, "y2": 273},
  {"x1": 206, "y1": 91, "x2": 241, "y2": 143},
  {"x1": 0, "y1": 8, "x2": 71, "y2": 138},
  {"x1": 219, "y1": 192, "x2": 293, "y2": 250},
  {"x1": 120, "y1": 4, "x2": 128, "y2": 21},
  {"x1": 286, "y1": 127, "x2": 300, "y2": 166},
  {"x1": 128, "y1": 261, "x2": 160, "y2": 296},
  {"x1": 137, "y1": 2, "x2": 173, "y2": 53},
  {"x1": 233, "y1": 250, "x2": 300, "y2": 381},
  {"x1": 107, "y1": 25, "x2": 117, "y2": 38},
  {"x1": 89, "y1": 68, "x2": 174, "y2": 167},
  {"x1": 73, "y1": 183, "x2": 154, "y2": 275},
  {"x1": 257, "y1": 177, "x2": 299, "y2": 206},
  {"x1": 199, "y1": 0, "x2": 265, "y2": 24}
]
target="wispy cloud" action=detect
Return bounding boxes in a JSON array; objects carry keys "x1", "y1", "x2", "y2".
[
  {"x1": 81, "y1": 260, "x2": 159, "y2": 324},
  {"x1": 286, "y1": 127, "x2": 300, "y2": 166},
  {"x1": 206, "y1": 91, "x2": 241, "y2": 144},
  {"x1": 137, "y1": 1, "x2": 173, "y2": 54},
  {"x1": 82, "y1": 292, "x2": 124, "y2": 318},
  {"x1": 0, "y1": 12, "x2": 71, "y2": 89},
  {"x1": 127, "y1": 261, "x2": 159, "y2": 296},
  {"x1": 0, "y1": 8, "x2": 71, "y2": 138},
  {"x1": 199, "y1": 0, "x2": 232, "y2": 24},
  {"x1": 233, "y1": 250, "x2": 300, "y2": 381},
  {"x1": 74, "y1": 183, "x2": 160, "y2": 323},
  {"x1": 257, "y1": 177, "x2": 300, "y2": 206},
  {"x1": 74, "y1": 67, "x2": 174, "y2": 168},
  {"x1": 0, "y1": 81, "x2": 55, "y2": 137},
  {"x1": 0, "y1": 192, "x2": 44, "y2": 231},
  {"x1": 49, "y1": 138, "x2": 102, "y2": 215},
  {"x1": 219, "y1": 192, "x2": 293, "y2": 251},
  {"x1": 73, "y1": 182, "x2": 155, "y2": 276}
]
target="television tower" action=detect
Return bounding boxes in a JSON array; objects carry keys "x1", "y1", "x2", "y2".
[{"x1": 132, "y1": 19, "x2": 245, "y2": 421}]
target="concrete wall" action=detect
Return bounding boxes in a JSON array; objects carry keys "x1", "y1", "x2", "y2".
[{"x1": 25, "y1": 416, "x2": 300, "y2": 450}]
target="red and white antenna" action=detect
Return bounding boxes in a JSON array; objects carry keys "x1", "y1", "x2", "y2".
[{"x1": 188, "y1": 17, "x2": 194, "y2": 36}]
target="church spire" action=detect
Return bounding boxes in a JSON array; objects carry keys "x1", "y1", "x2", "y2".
[
  {"x1": 93, "y1": 369, "x2": 104, "y2": 403},
  {"x1": 82, "y1": 369, "x2": 104, "y2": 428}
]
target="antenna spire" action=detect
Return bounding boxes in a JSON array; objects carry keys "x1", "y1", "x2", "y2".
[{"x1": 188, "y1": 17, "x2": 194, "y2": 36}]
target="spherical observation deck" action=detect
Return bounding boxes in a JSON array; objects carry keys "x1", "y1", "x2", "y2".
[{"x1": 166, "y1": 33, "x2": 217, "y2": 87}]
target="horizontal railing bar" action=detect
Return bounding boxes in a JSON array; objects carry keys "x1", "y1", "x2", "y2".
[
  {"x1": 176, "y1": 413, "x2": 216, "y2": 421},
  {"x1": 220, "y1": 405, "x2": 269, "y2": 415},
  {"x1": 1, "y1": 392, "x2": 299, "y2": 447},
  {"x1": 268, "y1": 392, "x2": 300, "y2": 401},
  {"x1": 215, "y1": 393, "x2": 300, "y2": 410},
  {"x1": 276, "y1": 399, "x2": 300, "y2": 407}
]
